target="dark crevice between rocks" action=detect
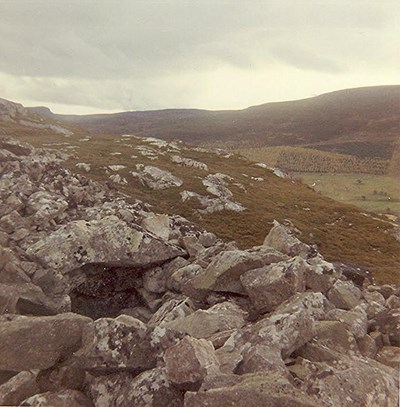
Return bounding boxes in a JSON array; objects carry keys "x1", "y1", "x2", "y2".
[{"x1": 69, "y1": 262, "x2": 160, "y2": 320}]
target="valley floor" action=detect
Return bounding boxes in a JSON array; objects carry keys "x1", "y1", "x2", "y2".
[{"x1": 294, "y1": 173, "x2": 400, "y2": 218}]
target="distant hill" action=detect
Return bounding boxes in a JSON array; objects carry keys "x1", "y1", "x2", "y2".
[
  {"x1": 39, "y1": 86, "x2": 400, "y2": 165},
  {"x1": 2, "y1": 95, "x2": 400, "y2": 282}
]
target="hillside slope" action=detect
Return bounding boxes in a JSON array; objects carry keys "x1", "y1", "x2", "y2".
[
  {"x1": 40, "y1": 85, "x2": 400, "y2": 163},
  {"x1": 2, "y1": 103, "x2": 398, "y2": 283}
]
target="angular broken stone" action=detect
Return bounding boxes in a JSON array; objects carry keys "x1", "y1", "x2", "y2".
[
  {"x1": 0, "y1": 313, "x2": 91, "y2": 371},
  {"x1": 241, "y1": 256, "x2": 306, "y2": 313},
  {"x1": 263, "y1": 221, "x2": 312, "y2": 258},
  {"x1": 75, "y1": 315, "x2": 155, "y2": 372},
  {"x1": 187, "y1": 249, "x2": 285, "y2": 296},
  {"x1": 20, "y1": 389, "x2": 92, "y2": 407},
  {"x1": 0, "y1": 371, "x2": 39, "y2": 406},
  {"x1": 165, "y1": 301, "x2": 246, "y2": 339},
  {"x1": 165, "y1": 336, "x2": 220, "y2": 390},
  {"x1": 86, "y1": 368, "x2": 183, "y2": 407},
  {"x1": 184, "y1": 372, "x2": 321, "y2": 407},
  {"x1": 374, "y1": 308, "x2": 400, "y2": 346},
  {"x1": 375, "y1": 346, "x2": 400, "y2": 370},
  {"x1": 327, "y1": 280, "x2": 361, "y2": 310},
  {"x1": 26, "y1": 215, "x2": 185, "y2": 275}
]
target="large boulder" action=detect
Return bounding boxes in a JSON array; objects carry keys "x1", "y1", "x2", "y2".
[
  {"x1": 164, "y1": 302, "x2": 246, "y2": 339},
  {"x1": 187, "y1": 248, "x2": 286, "y2": 296},
  {"x1": 0, "y1": 283, "x2": 69, "y2": 316},
  {"x1": 26, "y1": 215, "x2": 185, "y2": 275},
  {"x1": 0, "y1": 313, "x2": 91, "y2": 371},
  {"x1": 165, "y1": 336, "x2": 220, "y2": 390},
  {"x1": 300, "y1": 356, "x2": 398, "y2": 407},
  {"x1": 327, "y1": 280, "x2": 361, "y2": 310},
  {"x1": 184, "y1": 373, "x2": 322, "y2": 407},
  {"x1": 263, "y1": 221, "x2": 312, "y2": 258},
  {"x1": 75, "y1": 315, "x2": 156, "y2": 372},
  {"x1": 374, "y1": 308, "x2": 400, "y2": 346},
  {"x1": 241, "y1": 256, "x2": 306, "y2": 313}
]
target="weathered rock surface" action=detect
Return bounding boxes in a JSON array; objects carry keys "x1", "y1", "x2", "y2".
[
  {"x1": 0, "y1": 313, "x2": 91, "y2": 371},
  {"x1": 74, "y1": 315, "x2": 155, "y2": 372},
  {"x1": 0, "y1": 371, "x2": 39, "y2": 406},
  {"x1": 86, "y1": 368, "x2": 183, "y2": 407},
  {"x1": 241, "y1": 256, "x2": 306, "y2": 312},
  {"x1": 184, "y1": 373, "x2": 322, "y2": 407},
  {"x1": 20, "y1": 389, "x2": 93, "y2": 407},
  {"x1": 165, "y1": 336, "x2": 220, "y2": 390}
]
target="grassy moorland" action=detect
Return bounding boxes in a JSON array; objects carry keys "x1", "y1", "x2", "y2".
[{"x1": 7, "y1": 122, "x2": 399, "y2": 285}]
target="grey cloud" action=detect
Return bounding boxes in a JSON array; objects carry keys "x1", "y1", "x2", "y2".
[{"x1": 0, "y1": 0, "x2": 399, "y2": 112}]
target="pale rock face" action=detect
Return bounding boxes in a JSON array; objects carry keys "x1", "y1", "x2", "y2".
[
  {"x1": 171, "y1": 155, "x2": 208, "y2": 171},
  {"x1": 165, "y1": 336, "x2": 220, "y2": 390},
  {"x1": 300, "y1": 356, "x2": 398, "y2": 407},
  {"x1": 180, "y1": 190, "x2": 245, "y2": 213},
  {"x1": 327, "y1": 280, "x2": 361, "y2": 310},
  {"x1": 326, "y1": 306, "x2": 368, "y2": 339},
  {"x1": 141, "y1": 214, "x2": 171, "y2": 240},
  {"x1": 241, "y1": 256, "x2": 306, "y2": 313},
  {"x1": 131, "y1": 165, "x2": 183, "y2": 190},
  {"x1": 264, "y1": 221, "x2": 312, "y2": 258},
  {"x1": 375, "y1": 346, "x2": 400, "y2": 369},
  {"x1": 165, "y1": 301, "x2": 246, "y2": 340},
  {"x1": 26, "y1": 215, "x2": 184, "y2": 275},
  {"x1": 187, "y1": 249, "x2": 283, "y2": 295},
  {"x1": 108, "y1": 165, "x2": 126, "y2": 171}
]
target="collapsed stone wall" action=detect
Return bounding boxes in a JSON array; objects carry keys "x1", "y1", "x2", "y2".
[{"x1": 0, "y1": 137, "x2": 399, "y2": 406}]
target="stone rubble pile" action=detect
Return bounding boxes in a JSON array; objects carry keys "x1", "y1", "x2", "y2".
[{"x1": 0, "y1": 137, "x2": 399, "y2": 406}]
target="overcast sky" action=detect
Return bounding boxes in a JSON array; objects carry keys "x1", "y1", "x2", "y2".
[{"x1": 0, "y1": 0, "x2": 399, "y2": 114}]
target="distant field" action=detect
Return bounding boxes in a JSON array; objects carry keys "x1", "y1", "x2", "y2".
[
  {"x1": 238, "y1": 146, "x2": 389, "y2": 175},
  {"x1": 295, "y1": 173, "x2": 400, "y2": 217}
]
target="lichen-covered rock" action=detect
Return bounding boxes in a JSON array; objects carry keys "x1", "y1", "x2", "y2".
[
  {"x1": 26, "y1": 215, "x2": 185, "y2": 274},
  {"x1": 141, "y1": 214, "x2": 171, "y2": 240},
  {"x1": 300, "y1": 356, "x2": 398, "y2": 407},
  {"x1": 75, "y1": 315, "x2": 155, "y2": 372},
  {"x1": 0, "y1": 371, "x2": 39, "y2": 406},
  {"x1": 20, "y1": 389, "x2": 92, "y2": 407},
  {"x1": 374, "y1": 308, "x2": 400, "y2": 346},
  {"x1": 375, "y1": 346, "x2": 400, "y2": 370},
  {"x1": 187, "y1": 248, "x2": 285, "y2": 296},
  {"x1": 219, "y1": 292, "x2": 328, "y2": 363},
  {"x1": 263, "y1": 221, "x2": 312, "y2": 258},
  {"x1": 165, "y1": 336, "x2": 220, "y2": 390},
  {"x1": 0, "y1": 283, "x2": 69, "y2": 315},
  {"x1": 0, "y1": 313, "x2": 91, "y2": 371},
  {"x1": 184, "y1": 373, "x2": 322, "y2": 407},
  {"x1": 304, "y1": 256, "x2": 339, "y2": 293},
  {"x1": 241, "y1": 256, "x2": 306, "y2": 313},
  {"x1": 165, "y1": 301, "x2": 246, "y2": 339},
  {"x1": 86, "y1": 368, "x2": 183, "y2": 407},
  {"x1": 327, "y1": 280, "x2": 361, "y2": 310},
  {"x1": 26, "y1": 190, "x2": 68, "y2": 226},
  {"x1": 325, "y1": 306, "x2": 368, "y2": 339}
]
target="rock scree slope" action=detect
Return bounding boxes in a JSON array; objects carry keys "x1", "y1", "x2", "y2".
[{"x1": 0, "y1": 137, "x2": 399, "y2": 406}]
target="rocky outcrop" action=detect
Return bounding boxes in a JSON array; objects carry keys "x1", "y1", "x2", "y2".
[{"x1": 0, "y1": 137, "x2": 398, "y2": 407}]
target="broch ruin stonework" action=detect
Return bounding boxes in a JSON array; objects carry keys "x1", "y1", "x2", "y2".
[{"x1": 0, "y1": 137, "x2": 398, "y2": 406}]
